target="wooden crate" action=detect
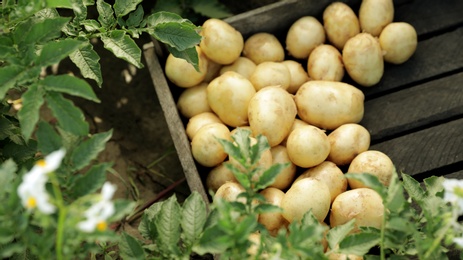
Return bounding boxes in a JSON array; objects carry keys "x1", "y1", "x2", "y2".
[{"x1": 143, "y1": 0, "x2": 463, "y2": 205}]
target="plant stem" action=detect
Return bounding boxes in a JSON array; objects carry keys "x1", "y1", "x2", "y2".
[
  {"x1": 380, "y1": 208, "x2": 386, "y2": 260},
  {"x1": 50, "y1": 173, "x2": 66, "y2": 260}
]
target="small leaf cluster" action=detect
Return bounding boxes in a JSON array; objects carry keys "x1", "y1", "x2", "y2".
[{"x1": 152, "y1": 0, "x2": 233, "y2": 24}]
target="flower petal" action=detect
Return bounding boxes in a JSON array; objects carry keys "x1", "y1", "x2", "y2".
[{"x1": 101, "y1": 182, "x2": 116, "y2": 201}]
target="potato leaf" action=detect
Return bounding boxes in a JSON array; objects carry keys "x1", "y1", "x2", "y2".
[
  {"x1": 155, "y1": 195, "x2": 182, "y2": 256},
  {"x1": 0, "y1": 65, "x2": 26, "y2": 100},
  {"x1": 113, "y1": 0, "x2": 142, "y2": 18},
  {"x1": 45, "y1": 0, "x2": 73, "y2": 9},
  {"x1": 20, "y1": 17, "x2": 70, "y2": 45},
  {"x1": 402, "y1": 174, "x2": 426, "y2": 203},
  {"x1": 0, "y1": 159, "x2": 17, "y2": 194},
  {"x1": 190, "y1": 0, "x2": 233, "y2": 19},
  {"x1": 345, "y1": 173, "x2": 387, "y2": 198},
  {"x1": 36, "y1": 39, "x2": 83, "y2": 67},
  {"x1": 126, "y1": 5, "x2": 144, "y2": 28},
  {"x1": 69, "y1": 42, "x2": 103, "y2": 86},
  {"x1": 167, "y1": 46, "x2": 199, "y2": 71},
  {"x1": 181, "y1": 191, "x2": 207, "y2": 247},
  {"x1": 45, "y1": 92, "x2": 89, "y2": 136},
  {"x1": 40, "y1": 74, "x2": 99, "y2": 102},
  {"x1": 326, "y1": 219, "x2": 356, "y2": 252},
  {"x1": 151, "y1": 21, "x2": 201, "y2": 52},
  {"x1": 101, "y1": 30, "x2": 143, "y2": 68},
  {"x1": 17, "y1": 84, "x2": 44, "y2": 140},
  {"x1": 70, "y1": 129, "x2": 113, "y2": 171},
  {"x1": 96, "y1": 0, "x2": 116, "y2": 28},
  {"x1": 338, "y1": 232, "x2": 380, "y2": 256},
  {"x1": 254, "y1": 163, "x2": 288, "y2": 191},
  {"x1": 36, "y1": 121, "x2": 62, "y2": 154},
  {"x1": 70, "y1": 163, "x2": 111, "y2": 198},
  {"x1": 145, "y1": 11, "x2": 193, "y2": 27},
  {"x1": 118, "y1": 232, "x2": 146, "y2": 260}
]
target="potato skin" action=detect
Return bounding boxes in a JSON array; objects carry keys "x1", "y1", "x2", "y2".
[
  {"x1": 281, "y1": 60, "x2": 310, "y2": 94},
  {"x1": 177, "y1": 83, "x2": 212, "y2": 119},
  {"x1": 191, "y1": 122, "x2": 231, "y2": 167},
  {"x1": 307, "y1": 44, "x2": 344, "y2": 82},
  {"x1": 286, "y1": 16, "x2": 326, "y2": 59},
  {"x1": 268, "y1": 145, "x2": 296, "y2": 190},
  {"x1": 258, "y1": 187, "x2": 288, "y2": 236},
  {"x1": 165, "y1": 46, "x2": 208, "y2": 88},
  {"x1": 295, "y1": 81, "x2": 364, "y2": 130},
  {"x1": 243, "y1": 32, "x2": 285, "y2": 64},
  {"x1": 286, "y1": 125, "x2": 330, "y2": 168},
  {"x1": 327, "y1": 123, "x2": 371, "y2": 166},
  {"x1": 323, "y1": 2, "x2": 360, "y2": 50},
  {"x1": 379, "y1": 22, "x2": 418, "y2": 64},
  {"x1": 220, "y1": 57, "x2": 256, "y2": 79},
  {"x1": 347, "y1": 150, "x2": 395, "y2": 189},
  {"x1": 249, "y1": 61, "x2": 291, "y2": 91},
  {"x1": 359, "y1": 0, "x2": 394, "y2": 37},
  {"x1": 214, "y1": 181, "x2": 245, "y2": 203},
  {"x1": 186, "y1": 112, "x2": 222, "y2": 140},
  {"x1": 206, "y1": 161, "x2": 237, "y2": 193}
]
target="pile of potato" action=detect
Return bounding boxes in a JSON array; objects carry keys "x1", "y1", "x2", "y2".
[{"x1": 165, "y1": 0, "x2": 417, "y2": 247}]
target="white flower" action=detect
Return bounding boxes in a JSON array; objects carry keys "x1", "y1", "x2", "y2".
[
  {"x1": 454, "y1": 237, "x2": 463, "y2": 248},
  {"x1": 442, "y1": 178, "x2": 463, "y2": 215},
  {"x1": 17, "y1": 149, "x2": 66, "y2": 214},
  {"x1": 77, "y1": 182, "x2": 117, "y2": 233}
]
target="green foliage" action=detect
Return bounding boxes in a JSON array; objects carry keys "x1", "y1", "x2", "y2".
[{"x1": 152, "y1": 0, "x2": 233, "y2": 24}]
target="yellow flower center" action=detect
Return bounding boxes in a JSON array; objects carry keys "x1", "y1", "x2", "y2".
[
  {"x1": 26, "y1": 197, "x2": 37, "y2": 209},
  {"x1": 96, "y1": 221, "x2": 107, "y2": 231},
  {"x1": 37, "y1": 159, "x2": 47, "y2": 167},
  {"x1": 454, "y1": 187, "x2": 463, "y2": 198}
]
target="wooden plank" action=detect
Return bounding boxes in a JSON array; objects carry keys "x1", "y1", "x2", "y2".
[
  {"x1": 361, "y1": 72, "x2": 463, "y2": 142},
  {"x1": 143, "y1": 43, "x2": 210, "y2": 207},
  {"x1": 362, "y1": 26, "x2": 463, "y2": 98},
  {"x1": 370, "y1": 118, "x2": 463, "y2": 177}
]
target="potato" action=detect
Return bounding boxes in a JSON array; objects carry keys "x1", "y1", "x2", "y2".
[
  {"x1": 295, "y1": 81, "x2": 364, "y2": 130},
  {"x1": 249, "y1": 61, "x2": 291, "y2": 91},
  {"x1": 342, "y1": 33, "x2": 384, "y2": 87},
  {"x1": 230, "y1": 126, "x2": 253, "y2": 137},
  {"x1": 286, "y1": 125, "x2": 330, "y2": 168},
  {"x1": 286, "y1": 16, "x2": 326, "y2": 59},
  {"x1": 281, "y1": 177, "x2": 331, "y2": 223},
  {"x1": 186, "y1": 112, "x2": 222, "y2": 140},
  {"x1": 243, "y1": 32, "x2": 285, "y2": 64},
  {"x1": 207, "y1": 71, "x2": 256, "y2": 127},
  {"x1": 248, "y1": 86, "x2": 297, "y2": 147},
  {"x1": 330, "y1": 188, "x2": 384, "y2": 232},
  {"x1": 220, "y1": 57, "x2": 256, "y2": 79},
  {"x1": 307, "y1": 44, "x2": 344, "y2": 82},
  {"x1": 203, "y1": 59, "x2": 223, "y2": 83},
  {"x1": 165, "y1": 46, "x2": 208, "y2": 88},
  {"x1": 281, "y1": 118, "x2": 309, "y2": 146},
  {"x1": 191, "y1": 122, "x2": 231, "y2": 167},
  {"x1": 327, "y1": 123, "x2": 371, "y2": 166},
  {"x1": 323, "y1": 2, "x2": 360, "y2": 50},
  {"x1": 206, "y1": 161, "x2": 237, "y2": 193},
  {"x1": 379, "y1": 22, "x2": 418, "y2": 64},
  {"x1": 268, "y1": 145, "x2": 296, "y2": 190},
  {"x1": 200, "y1": 18, "x2": 244, "y2": 65},
  {"x1": 214, "y1": 181, "x2": 245, "y2": 203},
  {"x1": 347, "y1": 150, "x2": 395, "y2": 189},
  {"x1": 258, "y1": 187, "x2": 288, "y2": 236},
  {"x1": 176, "y1": 82, "x2": 212, "y2": 119},
  {"x1": 282, "y1": 60, "x2": 310, "y2": 94},
  {"x1": 294, "y1": 161, "x2": 347, "y2": 203},
  {"x1": 359, "y1": 0, "x2": 394, "y2": 37}
]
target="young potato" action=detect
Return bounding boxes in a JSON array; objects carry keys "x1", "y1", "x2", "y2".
[
  {"x1": 220, "y1": 57, "x2": 256, "y2": 79},
  {"x1": 323, "y1": 2, "x2": 360, "y2": 50},
  {"x1": 347, "y1": 150, "x2": 395, "y2": 189},
  {"x1": 203, "y1": 59, "x2": 223, "y2": 83},
  {"x1": 379, "y1": 22, "x2": 418, "y2": 64},
  {"x1": 243, "y1": 32, "x2": 285, "y2": 64},
  {"x1": 307, "y1": 44, "x2": 344, "y2": 82},
  {"x1": 191, "y1": 122, "x2": 231, "y2": 167},
  {"x1": 330, "y1": 188, "x2": 384, "y2": 233},
  {"x1": 214, "y1": 181, "x2": 246, "y2": 203},
  {"x1": 206, "y1": 161, "x2": 237, "y2": 193},
  {"x1": 281, "y1": 177, "x2": 331, "y2": 223},
  {"x1": 281, "y1": 60, "x2": 310, "y2": 94},
  {"x1": 268, "y1": 145, "x2": 296, "y2": 190},
  {"x1": 200, "y1": 18, "x2": 244, "y2": 65},
  {"x1": 281, "y1": 118, "x2": 309, "y2": 146},
  {"x1": 286, "y1": 16, "x2": 326, "y2": 59},
  {"x1": 359, "y1": 0, "x2": 394, "y2": 37},
  {"x1": 286, "y1": 125, "x2": 330, "y2": 168},
  {"x1": 295, "y1": 81, "x2": 364, "y2": 130},
  {"x1": 258, "y1": 187, "x2": 288, "y2": 236},
  {"x1": 294, "y1": 161, "x2": 347, "y2": 203},
  {"x1": 327, "y1": 123, "x2": 371, "y2": 166},
  {"x1": 176, "y1": 82, "x2": 212, "y2": 119},
  {"x1": 207, "y1": 71, "x2": 256, "y2": 127},
  {"x1": 342, "y1": 33, "x2": 384, "y2": 87},
  {"x1": 249, "y1": 61, "x2": 291, "y2": 91},
  {"x1": 186, "y1": 112, "x2": 222, "y2": 140},
  {"x1": 165, "y1": 46, "x2": 208, "y2": 88},
  {"x1": 248, "y1": 86, "x2": 297, "y2": 147}
]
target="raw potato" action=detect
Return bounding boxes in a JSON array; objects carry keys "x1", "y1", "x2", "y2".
[
  {"x1": 248, "y1": 86, "x2": 297, "y2": 147},
  {"x1": 214, "y1": 181, "x2": 245, "y2": 203},
  {"x1": 323, "y1": 2, "x2": 360, "y2": 50},
  {"x1": 203, "y1": 59, "x2": 223, "y2": 83},
  {"x1": 281, "y1": 60, "x2": 310, "y2": 94},
  {"x1": 207, "y1": 71, "x2": 256, "y2": 127},
  {"x1": 249, "y1": 61, "x2": 291, "y2": 91},
  {"x1": 343, "y1": 33, "x2": 384, "y2": 87},
  {"x1": 308, "y1": 44, "x2": 344, "y2": 82},
  {"x1": 294, "y1": 161, "x2": 347, "y2": 203},
  {"x1": 243, "y1": 32, "x2": 285, "y2": 64},
  {"x1": 269, "y1": 145, "x2": 296, "y2": 190},
  {"x1": 379, "y1": 22, "x2": 418, "y2": 64},
  {"x1": 286, "y1": 16, "x2": 326, "y2": 59},
  {"x1": 200, "y1": 18, "x2": 244, "y2": 65},
  {"x1": 281, "y1": 177, "x2": 331, "y2": 223},
  {"x1": 176, "y1": 83, "x2": 212, "y2": 119},
  {"x1": 186, "y1": 112, "x2": 222, "y2": 140},
  {"x1": 359, "y1": 0, "x2": 394, "y2": 36},
  {"x1": 220, "y1": 57, "x2": 256, "y2": 79},
  {"x1": 327, "y1": 123, "x2": 371, "y2": 166},
  {"x1": 258, "y1": 187, "x2": 288, "y2": 236},
  {"x1": 191, "y1": 122, "x2": 231, "y2": 167},
  {"x1": 286, "y1": 125, "x2": 330, "y2": 168},
  {"x1": 347, "y1": 150, "x2": 395, "y2": 189},
  {"x1": 295, "y1": 80, "x2": 365, "y2": 130},
  {"x1": 281, "y1": 118, "x2": 309, "y2": 146},
  {"x1": 206, "y1": 161, "x2": 237, "y2": 193},
  {"x1": 230, "y1": 126, "x2": 253, "y2": 137},
  {"x1": 330, "y1": 188, "x2": 384, "y2": 232},
  {"x1": 165, "y1": 46, "x2": 208, "y2": 88}
]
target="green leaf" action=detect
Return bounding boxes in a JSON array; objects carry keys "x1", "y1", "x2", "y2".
[
  {"x1": 0, "y1": 159, "x2": 17, "y2": 194},
  {"x1": 345, "y1": 173, "x2": 387, "y2": 198},
  {"x1": 193, "y1": 226, "x2": 233, "y2": 255},
  {"x1": 36, "y1": 121, "x2": 62, "y2": 154},
  {"x1": 156, "y1": 195, "x2": 181, "y2": 255},
  {"x1": 46, "y1": 0, "x2": 73, "y2": 8},
  {"x1": 126, "y1": 4, "x2": 144, "y2": 28},
  {"x1": 97, "y1": 0, "x2": 116, "y2": 28},
  {"x1": 327, "y1": 219, "x2": 356, "y2": 252},
  {"x1": 69, "y1": 42, "x2": 103, "y2": 86},
  {"x1": 224, "y1": 162, "x2": 251, "y2": 189},
  {"x1": 40, "y1": 74, "x2": 100, "y2": 102},
  {"x1": 181, "y1": 191, "x2": 207, "y2": 246},
  {"x1": 70, "y1": 163, "x2": 111, "y2": 198},
  {"x1": 138, "y1": 213, "x2": 157, "y2": 241},
  {"x1": 402, "y1": 174, "x2": 426, "y2": 203},
  {"x1": 253, "y1": 203, "x2": 281, "y2": 214},
  {"x1": 167, "y1": 46, "x2": 199, "y2": 71},
  {"x1": 254, "y1": 163, "x2": 288, "y2": 190},
  {"x1": 70, "y1": 129, "x2": 113, "y2": 170},
  {"x1": 338, "y1": 232, "x2": 380, "y2": 256},
  {"x1": 100, "y1": 30, "x2": 143, "y2": 68},
  {"x1": 151, "y1": 21, "x2": 201, "y2": 52},
  {"x1": 22, "y1": 17, "x2": 70, "y2": 45},
  {"x1": 233, "y1": 214, "x2": 258, "y2": 242},
  {"x1": 111, "y1": 199, "x2": 136, "y2": 221},
  {"x1": 0, "y1": 65, "x2": 25, "y2": 99},
  {"x1": 424, "y1": 175, "x2": 444, "y2": 196},
  {"x1": 118, "y1": 232, "x2": 146, "y2": 259},
  {"x1": 190, "y1": 0, "x2": 232, "y2": 19},
  {"x1": 3, "y1": 141, "x2": 37, "y2": 163},
  {"x1": 385, "y1": 173, "x2": 406, "y2": 212},
  {"x1": 36, "y1": 39, "x2": 83, "y2": 66},
  {"x1": 45, "y1": 92, "x2": 89, "y2": 136},
  {"x1": 114, "y1": 0, "x2": 142, "y2": 18},
  {"x1": 17, "y1": 83, "x2": 44, "y2": 140},
  {"x1": 250, "y1": 134, "x2": 270, "y2": 166},
  {"x1": 81, "y1": 19, "x2": 101, "y2": 32}
]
